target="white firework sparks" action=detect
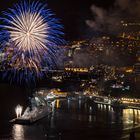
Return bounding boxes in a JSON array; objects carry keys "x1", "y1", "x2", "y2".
[
  {"x1": 6, "y1": 11, "x2": 48, "y2": 61},
  {"x1": 0, "y1": 1, "x2": 64, "y2": 84},
  {"x1": 0, "y1": 1, "x2": 64, "y2": 68}
]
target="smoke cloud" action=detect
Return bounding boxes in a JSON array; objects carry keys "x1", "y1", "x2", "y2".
[{"x1": 86, "y1": 0, "x2": 140, "y2": 34}]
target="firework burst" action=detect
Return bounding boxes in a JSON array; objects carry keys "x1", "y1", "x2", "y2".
[{"x1": 0, "y1": 0, "x2": 65, "y2": 84}]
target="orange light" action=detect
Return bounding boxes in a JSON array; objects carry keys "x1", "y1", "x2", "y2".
[{"x1": 126, "y1": 69, "x2": 133, "y2": 73}]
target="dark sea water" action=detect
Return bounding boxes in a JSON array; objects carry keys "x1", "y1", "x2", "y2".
[
  {"x1": 0, "y1": 84, "x2": 28, "y2": 139},
  {"x1": 0, "y1": 84, "x2": 140, "y2": 140}
]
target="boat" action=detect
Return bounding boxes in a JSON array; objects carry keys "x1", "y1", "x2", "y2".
[
  {"x1": 10, "y1": 95, "x2": 53, "y2": 125},
  {"x1": 10, "y1": 106, "x2": 52, "y2": 125}
]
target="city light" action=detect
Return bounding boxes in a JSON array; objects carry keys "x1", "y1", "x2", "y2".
[{"x1": 1, "y1": 0, "x2": 140, "y2": 140}]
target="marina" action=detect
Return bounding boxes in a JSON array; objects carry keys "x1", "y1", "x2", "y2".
[{"x1": 9, "y1": 97, "x2": 140, "y2": 140}]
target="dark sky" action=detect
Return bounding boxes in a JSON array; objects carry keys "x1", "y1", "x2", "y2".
[
  {"x1": 47, "y1": 0, "x2": 115, "y2": 40},
  {"x1": 0, "y1": 0, "x2": 115, "y2": 40}
]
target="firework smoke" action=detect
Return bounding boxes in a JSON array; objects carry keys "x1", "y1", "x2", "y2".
[{"x1": 86, "y1": 0, "x2": 140, "y2": 35}]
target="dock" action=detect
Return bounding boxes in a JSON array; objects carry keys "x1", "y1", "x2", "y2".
[
  {"x1": 94, "y1": 100, "x2": 111, "y2": 105},
  {"x1": 128, "y1": 106, "x2": 140, "y2": 110},
  {"x1": 93, "y1": 100, "x2": 140, "y2": 110}
]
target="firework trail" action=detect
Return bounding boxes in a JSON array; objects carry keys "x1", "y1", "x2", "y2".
[{"x1": 0, "y1": 0, "x2": 65, "y2": 84}]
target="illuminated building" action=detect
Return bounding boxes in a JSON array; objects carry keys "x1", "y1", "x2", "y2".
[
  {"x1": 120, "y1": 20, "x2": 140, "y2": 40},
  {"x1": 65, "y1": 67, "x2": 88, "y2": 73},
  {"x1": 134, "y1": 50, "x2": 140, "y2": 74}
]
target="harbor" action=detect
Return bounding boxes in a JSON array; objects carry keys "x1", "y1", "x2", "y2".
[
  {"x1": 10, "y1": 88, "x2": 140, "y2": 126},
  {"x1": 8, "y1": 95, "x2": 140, "y2": 140}
]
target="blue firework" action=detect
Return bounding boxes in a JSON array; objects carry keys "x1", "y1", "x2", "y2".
[{"x1": 0, "y1": 0, "x2": 65, "y2": 84}]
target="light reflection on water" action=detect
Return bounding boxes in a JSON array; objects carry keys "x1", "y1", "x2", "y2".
[
  {"x1": 11, "y1": 98, "x2": 140, "y2": 139},
  {"x1": 12, "y1": 125, "x2": 24, "y2": 140},
  {"x1": 122, "y1": 109, "x2": 140, "y2": 128}
]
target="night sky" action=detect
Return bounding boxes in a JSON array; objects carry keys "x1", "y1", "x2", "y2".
[{"x1": 0, "y1": 0, "x2": 115, "y2": 40}]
